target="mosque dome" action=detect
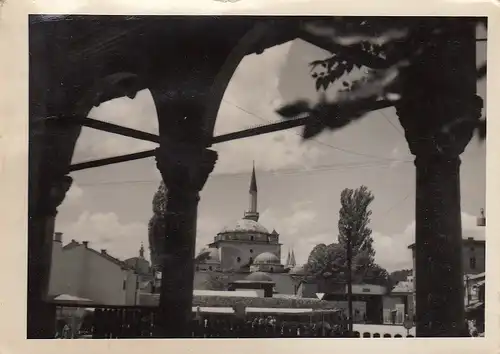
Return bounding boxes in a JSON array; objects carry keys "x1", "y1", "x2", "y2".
[
  {"x1": 289, "y1": 264, "x2": 308, "y2": 276},
  {"x1": 253, "y1": 252, "x2": 280, "y2": 265},
  {"x1": 245, "y1": 271, "x2": 273, "y2": 282},
  {"x1": 219, "y1": 218, "x2": 270, "y2": 235}
]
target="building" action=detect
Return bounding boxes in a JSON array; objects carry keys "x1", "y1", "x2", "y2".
[
  {"x1": 408, "y1": 236, "x2": 485, "y2": 280},
  {"x1": 407, "y1": 237, "x2": 485, "y2": 321},
  {"x1": 383, "y1": 278, "x2": 414, "y2": 324},
  {"x1": 49, "y1": 232, "x2": 150, "y2": 305},
  {"x1": 193, "y1": 163, "x2": 298, "y2": 294}
]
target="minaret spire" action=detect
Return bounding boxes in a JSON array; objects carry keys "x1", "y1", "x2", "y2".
[{"x1": 244, "y1": 161, "x2": 259, "y2": 222}]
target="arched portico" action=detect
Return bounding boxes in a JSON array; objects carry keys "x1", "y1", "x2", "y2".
[{"x1": 28, "y1": 16, "x2": 481, "y2": 338}]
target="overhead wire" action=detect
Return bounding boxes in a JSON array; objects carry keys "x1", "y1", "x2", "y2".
[
  {"x1": 221, "y1": 98, "x2": 409, "y2": 162},
  {"x1": 380, "y1": 191, "x2": 412, "y2": 216},
  {"x1": 76, "y1": 159, "x2": 412, "y2": 188}
]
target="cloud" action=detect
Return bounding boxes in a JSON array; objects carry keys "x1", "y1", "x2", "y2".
[
  {"x1": 196, "y1": 216, "x2": 224, "y2": 252},
  {"x1": 72, "y1": 90, "x2": 158, "y2": 162},
  {"x1": 61, "y1": 182, "x2": 83, "y2": 205},
  {"x1": 258, "y1": 202, "x2": 329, "y2": 264},
  {"x1": 372, "y1": 212, "x2": 486, "y2": 272},
  {"x1": 60, "y1": 211, "x2": 149, "y2": 261},
  {"x1": 211, "y1": 43, "x2": 325, "y2": 174}
]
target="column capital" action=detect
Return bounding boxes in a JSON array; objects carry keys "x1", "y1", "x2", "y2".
[
  {"x1": 396, "y1": 94, "x2": 483, "y2": 158},
  {"x1": 155, "y1": 141, "x2": 218, "y2": 196},
  {"x1": 35, "y1": 175, "x2": 73, "y2": 217}
]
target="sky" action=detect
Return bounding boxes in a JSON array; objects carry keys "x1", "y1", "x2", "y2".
[{"x1": 56, "y1": 28, "x2": 487, "y2": 273}]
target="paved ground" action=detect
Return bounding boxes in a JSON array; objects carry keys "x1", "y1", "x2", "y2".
[{"x1": 353, "y1": 324, "x2": 415, "y2": 336}]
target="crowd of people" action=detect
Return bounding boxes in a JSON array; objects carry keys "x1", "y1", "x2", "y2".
[{"x1": 190, "y1": 316, "x2": 349, "y2": 338}]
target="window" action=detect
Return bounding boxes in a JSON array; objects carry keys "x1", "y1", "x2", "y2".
[
  {"x1": 236, "y1": 257, "x2": 241, "y2": 263},
  {"x1": 270, "y1": 267, "x2": 274, "y2": 273},
  {"x1": 250, "y1": 249, "x2": 253, "y2": 253},
  {"x1": 470, "y1": 257, "x2": 476, "y2": 269},
  {"x1": 209, "y1": 266, "x2": 213, "y2": 271},
  {"x1": 249, "y1": 257, "x2": 253, "y2": 264},
  {"x1": 250, "y1": 236, "x2": 254, "y2": 241},
  {"x1": 122, "y1": 279, "x2": 127, "y2": 290}
]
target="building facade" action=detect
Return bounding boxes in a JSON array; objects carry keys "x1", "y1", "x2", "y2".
[{"x1": 49, "y1": 232, "x2": 150, "y2": 305}]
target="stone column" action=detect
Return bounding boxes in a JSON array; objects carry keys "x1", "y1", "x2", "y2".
[
  {"x1": 412, "y1": 153, "x2": 464, "y2": 336},
  {"x1": 27, "y1": 174, "x2": 73, "y2": 338},
  {"x1": 154, "y1": 141, "x2": 218, "y2": 337},
  {"x1": 396, "y1": 20, "x2": 482, "y2": 336}
]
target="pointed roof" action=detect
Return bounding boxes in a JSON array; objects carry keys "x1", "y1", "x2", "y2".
[
  {"x1": 249, "y1": 161, "x2": 257, "y2": 193},
  {"x1": 285, "y1": 250, "x2": 291, "y2": 266},
  {"x1": 289, "y1": 249, "x2": 297, "y2": 267}
]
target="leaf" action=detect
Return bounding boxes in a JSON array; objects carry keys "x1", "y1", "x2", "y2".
[
  {"x1": 315, "y1": 78, "x2": 323, "y2": 91},
  {"x1": 302, "y1": 120, "x2": 325, "y2": 139},
  {"x1": 276, "y1": 101, "x2": 310, "y2": 118}
]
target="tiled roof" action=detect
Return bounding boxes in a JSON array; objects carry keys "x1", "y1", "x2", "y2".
[
  {"x1": 86, "y1": 247, "x2": 134, "y2": 270},
  {"x1": 61, "y1": 240, "x2": 134, "y2": 271}
]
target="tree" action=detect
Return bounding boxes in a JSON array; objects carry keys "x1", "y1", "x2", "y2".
[
  {"x1": 338, "y1": 185, "x2": 376, "y2": 277},
  {"x1": 306, "y1": 243, "x2": 344, "y2": 278},
  {"x1": 201, "y1": 273, "x2": 230, "y2": 291},
  {"x1": 388, "y1": 269, "x2": 412, "y2": 288},
  {"x1": 276, "y1": 18, "x2": 486, "y2": 141},
  {"x1": 148, "y1": 181, "x2": 167, "y2": 269},
  {"x1": 304, "y1": 185, "x2": 390, "y2": 286}
]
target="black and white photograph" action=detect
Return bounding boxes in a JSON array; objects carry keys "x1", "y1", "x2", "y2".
[{"x1": 23, "y1": 13, "x2": 488, "y2": 340}]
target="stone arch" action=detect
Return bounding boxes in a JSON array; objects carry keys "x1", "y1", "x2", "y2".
[{"x1": 202, "y1": 22, "x2": 275, "y2": 139}]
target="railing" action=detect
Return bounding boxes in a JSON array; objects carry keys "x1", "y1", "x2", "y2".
[{"x1": 54, "y1": 304, "x2": 416, "y2": 339}]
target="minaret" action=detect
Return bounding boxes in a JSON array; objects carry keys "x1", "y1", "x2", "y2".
[
  {"x1": 244, "y1": 161, "x2": 259, "y2": 222},
  {"x1": 286, "y1": 249, "x2": 291, "y2": 266}
]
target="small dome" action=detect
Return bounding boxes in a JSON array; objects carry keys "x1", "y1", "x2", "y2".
[
  {"x1": 289, "y1": 264, "x2": 308, "y2": 275},
  {"x1": 219, "y1": 218, "x2": 269, "y2": 234},
  {"x1": 245, "y1": 271, "x2": 273, "y2": 282},
  {"x1": 196, "y1": 247, "x2": 220, "y2": 264},
  {"x1": 254, "y1": 252, "x2": 280, "y2": 265}
]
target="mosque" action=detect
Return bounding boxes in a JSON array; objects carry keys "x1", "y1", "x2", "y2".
[{"x1": 192, "y1": 163, "x2": 307, "y2": 295}]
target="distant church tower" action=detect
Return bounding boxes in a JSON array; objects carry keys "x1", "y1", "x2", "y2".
[
  {"x1": 286, "y1": 248, "x2": 297, "y2": 268},
  {"x1": 244, "y1": 161, "x2": 259, "y2": 222}
]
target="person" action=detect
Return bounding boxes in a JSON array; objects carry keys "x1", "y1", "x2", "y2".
[{"x1": 62, "y1": 323, "x2": 71, "y2": 339}]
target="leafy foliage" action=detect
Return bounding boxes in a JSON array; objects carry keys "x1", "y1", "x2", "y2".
[
  {"x1": 201, "y1": 273, "x2": 231, "y2": 291},
  {"x1": 388, "y1": 269, "x2": 412, "y2": 288},
  {"x1": 276, "y1": 18, "x2": 487, "y2": 142},
  {"x1": 148, "y1": 181, "x2": 167, "y2": 268},
  {"x1": 338, "y1": 186, "x2": 375, "y2": 268},
  {"x1": 304, "y1": 186, "x2": 389, "y2": 287}
]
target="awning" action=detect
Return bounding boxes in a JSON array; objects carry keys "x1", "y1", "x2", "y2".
[
  {"x1": 245, "y1": 307, "x2": 314, "y2": 314},
  {"x1": 192, "y1": 307, "x2": 235, "y2": 314},
  {"x1": 53, "y1": 294, "x2": 94, "y2": 304},
  {"x1": 466, "y1": 301, "x2": 484, "y2": 311}
]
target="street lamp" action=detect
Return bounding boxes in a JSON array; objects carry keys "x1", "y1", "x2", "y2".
[{"x1": 346, "y1": 228, "x2": 353, "y2": 335}]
